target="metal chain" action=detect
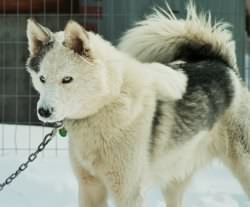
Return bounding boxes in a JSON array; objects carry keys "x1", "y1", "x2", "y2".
[{"x1": 0, "y1": 122, "x2": 63, "y2": 192}]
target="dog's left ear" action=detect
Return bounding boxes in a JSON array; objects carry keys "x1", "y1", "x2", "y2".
[{"x1": 64, "y1": 21, "x2": 93, "y2": 61}]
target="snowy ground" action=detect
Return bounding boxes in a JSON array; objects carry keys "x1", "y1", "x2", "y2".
[{"x1": 0, "y1": 124, "x2": 249, "y2": 207}]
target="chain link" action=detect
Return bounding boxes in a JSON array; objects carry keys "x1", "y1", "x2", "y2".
[{"x1": 0, "y1": 122, "x2": 63, "y2": 192}]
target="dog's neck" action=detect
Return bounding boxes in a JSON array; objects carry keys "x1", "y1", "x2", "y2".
[
  {"x1": 64, "y1": 59, "x2": 150, "y2": 134},
  {"x1": 63, "y1": 33, "x2": 153, "y2": 136}
]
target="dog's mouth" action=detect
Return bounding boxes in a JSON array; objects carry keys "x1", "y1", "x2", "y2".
[
  {"x1": 47, "y1": 121, "x2": 64, "y2": 128},
  {"x1": 38, "y1": 115, "x2": 64, "y2": 126},
  {"x1": 42, "y1": 120, "x2": 64, "y2": 128}
]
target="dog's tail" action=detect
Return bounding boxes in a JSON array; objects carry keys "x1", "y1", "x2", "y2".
[{"x1": 118, "y1": 2, "x2": 238, "y2": 71}]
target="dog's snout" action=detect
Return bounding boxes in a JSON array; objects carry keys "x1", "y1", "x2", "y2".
[{"x1": 38, "y1": 107, "x2": 53, "y2": 118}]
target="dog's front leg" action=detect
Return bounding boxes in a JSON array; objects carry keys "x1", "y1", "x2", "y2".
[
  {"x1": 103, "y1": 167, "x2": 148, "y2": 207},
  {"x1": 114, "y1": 185, "x2": 147, "y2": 207},
  {"x1": 70, "y1": 153, "x2": 108, "y2": 207},
  {"x1": 78, "y1": 174, "x2": 108, "y2": 207}
]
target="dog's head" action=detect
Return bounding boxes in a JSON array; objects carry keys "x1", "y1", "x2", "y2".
[{"x1": 26, "y1": 19, "x2": 118, "y2": 123}]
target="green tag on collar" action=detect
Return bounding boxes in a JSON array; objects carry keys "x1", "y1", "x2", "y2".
[{"x1": 58, "y1": 127, "x2": 67, "y2": 138}]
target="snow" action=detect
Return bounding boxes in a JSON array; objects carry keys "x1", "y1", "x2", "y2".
[{"x1": 0, "y1": 124, "x2": 249, "y2": 207}]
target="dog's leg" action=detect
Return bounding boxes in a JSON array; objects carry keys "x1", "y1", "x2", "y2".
[
  {"x1": 233, "y1": 157, "x2": 250, "y2": 196},
  {"x1": 104, "y1": 172, "x2": 147, "y2": 207},
  {"x1": 70, "y1": 153, "x2": 108, "y2": 207},
  {"x1": 102, "y1": 159, "x2": 148, "y2": 207},
  {"x1": 219, "y1": 119, "x2": 250, "y2": 197},
  {"x1": 223, "y1": 152, "x2": 250, "y2": 197},
  {"x1": 162, "y1": 176, "x2": 192, "y2": 207},
  {"x1": 78, "y1": 174, "x2": 108, "y2": 207},
  {"x1": 112, "y1": 182, "x2": 147, "y2": 207}
]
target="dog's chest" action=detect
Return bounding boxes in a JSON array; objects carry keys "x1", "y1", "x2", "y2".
[{"x1": 67, "y1": 124, "x2": 104, "y2": 175}]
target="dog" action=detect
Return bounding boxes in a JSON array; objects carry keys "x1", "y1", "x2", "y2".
[{"x1": 26, "y1": 2, "x2": 250, "y2": 207}]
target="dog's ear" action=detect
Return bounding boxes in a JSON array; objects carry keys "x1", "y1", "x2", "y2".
[
  {"x1": 64, "y1": 20, "x2": 93, "y2": 61},
  {"x1": 27, "y1": 18, "x2": 52, "y2": 57}
]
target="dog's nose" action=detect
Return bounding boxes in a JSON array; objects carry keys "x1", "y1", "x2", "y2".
[{"x1": 38, "y1": 107, "x2": 52, "y2": 118}]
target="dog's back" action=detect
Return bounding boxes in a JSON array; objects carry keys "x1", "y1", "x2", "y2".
[{"x1": 119, "y1": 1, "x2": 250, "y2": 200}]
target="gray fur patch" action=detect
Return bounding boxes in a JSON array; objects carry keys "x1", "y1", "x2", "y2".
[
  {"x1": 26, "y1": 41, "x2": 54, "y2": 72},
  {"x1": 170, "y1": 60, "x2": 234, "y2": 142},
  {"x1": 150, "y1": 100, "x2": 164, "y2": 153}
]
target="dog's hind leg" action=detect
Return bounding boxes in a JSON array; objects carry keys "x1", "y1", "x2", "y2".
[
  {"x1": 220, "y1": 117, "x2": 250, "y2": 197},
  {"x1": 222, "y1": 144, "x2": 250, "y2": 197},
  {"x1": 162, "y1": 176, "x2": 192, "y2": 207},
  {"x1": 224, "y1": 152, "x2": 250, "y2": 196}
]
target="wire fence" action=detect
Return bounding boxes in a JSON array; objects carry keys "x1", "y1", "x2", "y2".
[
  {"x1": 0, "y1": 0, "x2": 105, "y2": 156},
  {"x1": 0, "y1": 0, "x2": 248, "y2": 156},
  {"x1": 0, "y1": 0, "x2": 148, "y2": 156}
]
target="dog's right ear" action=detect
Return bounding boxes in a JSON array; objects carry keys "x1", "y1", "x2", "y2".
[
  {"x1": 64, "y1": 20, "x2": 93, "y2": 61},
  {"x1": 27, "y1": 18, "x2": 52, "y2": 57}
]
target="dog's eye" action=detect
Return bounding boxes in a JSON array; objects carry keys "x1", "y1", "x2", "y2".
[
  {"x1": 39, "y1": 75, "x2": 46, "y2": 83},
  {"x1": 62, "y1": 76, "x2": 73, "y2": 84}
]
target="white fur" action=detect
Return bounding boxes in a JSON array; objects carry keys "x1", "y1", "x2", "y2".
[
  {"x1": 117, "y1": 2, "x2": 250, "y2": 206},
  {"x1": 26, "y1": 3, "x2": 250, "y2": 207},
  {"x1": 150, "y1": 63, "x2": 187, "y2": 100},
  {"x1": 118, "y1": 2, "x2": 238, "y2": 71},
  {"x1": 26, "y1": 17, "x2": 188, "y2": 207}
]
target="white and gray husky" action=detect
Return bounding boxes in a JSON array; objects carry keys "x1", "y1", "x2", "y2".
[{"x1": 26, "y1": 3, "x2": 250, "y2": 207}]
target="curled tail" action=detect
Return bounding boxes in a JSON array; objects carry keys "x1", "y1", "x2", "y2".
[{"x1": 118, "y1": 2, "x2": 238, "y2": 71}]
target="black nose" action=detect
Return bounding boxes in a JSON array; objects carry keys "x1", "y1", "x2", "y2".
[{"x1": 38, "y1": 107, "x2": 52, "y2": 118}]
